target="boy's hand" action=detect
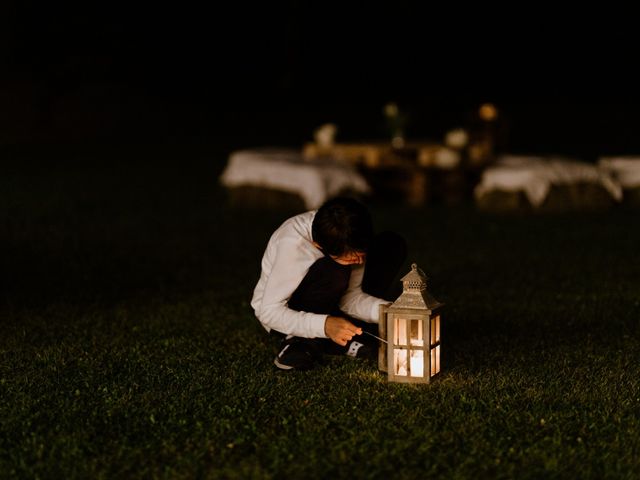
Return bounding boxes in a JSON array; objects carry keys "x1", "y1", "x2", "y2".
[{"x1": 325, "y1": 316, "x2": 362, "y2": 346}]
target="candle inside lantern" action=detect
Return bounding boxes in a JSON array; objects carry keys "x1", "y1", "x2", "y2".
[
  {"x1": 409, "y1": 322, "x2": 425, "y2": 377},
  {"x1": 410, "y1": 349, "x2": 424, "y2": 377}
]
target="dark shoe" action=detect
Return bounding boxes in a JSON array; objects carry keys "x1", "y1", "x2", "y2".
[
  {"x1": 345, "y1": 335, "x2": 377, "y2": 360},
  {"x1": 320, "y1": 333, "x2": 378, "y2": 359},
  {"x1": 273, "y1": 338, "x2": 320, "y2": 371}
]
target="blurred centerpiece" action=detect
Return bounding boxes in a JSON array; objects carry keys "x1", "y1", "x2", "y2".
[
  {"x1": 383, "y1": 102, "x2": 407, "y2": 149},
  {"x1": 313, "y1": 123, "x2": 338, "y2": 149}
]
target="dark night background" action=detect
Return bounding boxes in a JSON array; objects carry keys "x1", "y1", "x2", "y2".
[
  {"x1": 3, "y1": 5, "x2": 640, "y2": 478},
  {"x1": 2, "y1": 2, "x2": 639, "y2": 158}
]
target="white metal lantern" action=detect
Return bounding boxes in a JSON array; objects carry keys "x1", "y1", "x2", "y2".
[{"x1": 379, "y1": 263, "x2": 443, "y2": 383}]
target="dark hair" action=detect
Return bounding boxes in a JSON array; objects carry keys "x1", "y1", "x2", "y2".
[{"x1": 312, "y1": 197, "x2": 374, "y2": 256}]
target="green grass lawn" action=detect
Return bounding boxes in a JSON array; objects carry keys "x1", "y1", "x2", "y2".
[{"x1": 1, "y1": 142, "x2": 639, "y2": 479}]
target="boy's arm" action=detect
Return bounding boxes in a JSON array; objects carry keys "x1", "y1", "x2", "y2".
[
  {"x1": 256, "y1": 238, "x2": 328, "y2": 339},
  {"x1": 338, "y1": 265, "x2": 388, "y2": 322}
]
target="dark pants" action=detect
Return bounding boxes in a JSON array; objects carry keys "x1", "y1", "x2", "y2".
[{"x1": 272, "y1": 231, "x2": 407, "y2": 356}]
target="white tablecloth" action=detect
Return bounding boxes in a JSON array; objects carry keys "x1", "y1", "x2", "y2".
[
  {"x1": 474, "y1": 155, "x2": 623, "y2": 207},
  {"x1": 220, "y1": 148, "x2": 371, "y2": 209},
  {"x1": 598, "y1": 156, "x2": 640, "y2": 188}
]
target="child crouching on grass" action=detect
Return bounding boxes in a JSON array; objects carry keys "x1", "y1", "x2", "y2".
[{"x1": 251, "y1": 196, "x2": 406, "y2": 370}]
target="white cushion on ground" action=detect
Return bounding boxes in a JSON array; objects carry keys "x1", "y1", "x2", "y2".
[
  {"x1": 598, "y1": 157, "x2": 640, "y2": 188},
  {"x1": 475, "y1": 155, "x2": 623, "y2": 207},
  {"x1": 220, "y1": 148, "x2": 371, "y2": 209}
]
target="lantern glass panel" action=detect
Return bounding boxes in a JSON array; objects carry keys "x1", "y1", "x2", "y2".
[
  {"x1": 410, "y1": 319, "x2": 423, "y2": 346},
  {"x1": 394, "y1": 317, "x2": 407, "y2": 345},
  {"x1": 430, "y1": 345, "x2": 440, "y2": 377},
  {"x1": 430, "y1": 315, "x2": 441, "y2": 345},
  {"x1": 394, "y1": 349, "x2": 408, "y2": 376}
]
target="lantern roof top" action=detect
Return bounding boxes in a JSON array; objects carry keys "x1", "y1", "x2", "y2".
[
  {"x1": 400, "y1": 263, "x2": 427, "y2": 285},
  {"x1": 390, "y1": 263, "x2": 443, "y2": 311}
]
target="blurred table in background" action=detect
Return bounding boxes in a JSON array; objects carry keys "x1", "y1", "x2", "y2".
[{"x1": 303, "y1": 141, "x2": 477, "y2": 206}]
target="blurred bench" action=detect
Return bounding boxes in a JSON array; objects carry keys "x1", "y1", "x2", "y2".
[
  {"x1": 220, "y1": 148, "x2": 371, "y2": 210},
  {"x1": 599, "y1": 156, "x2": 640, "y2": 207},
  {"x1": 474, "y1": 155, "x2": 623, "y2": 212}
]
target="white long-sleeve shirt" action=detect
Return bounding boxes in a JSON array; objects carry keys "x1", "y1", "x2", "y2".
[{"x1": 251, "y1": 210, "x2": 387, "y2": 338}]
